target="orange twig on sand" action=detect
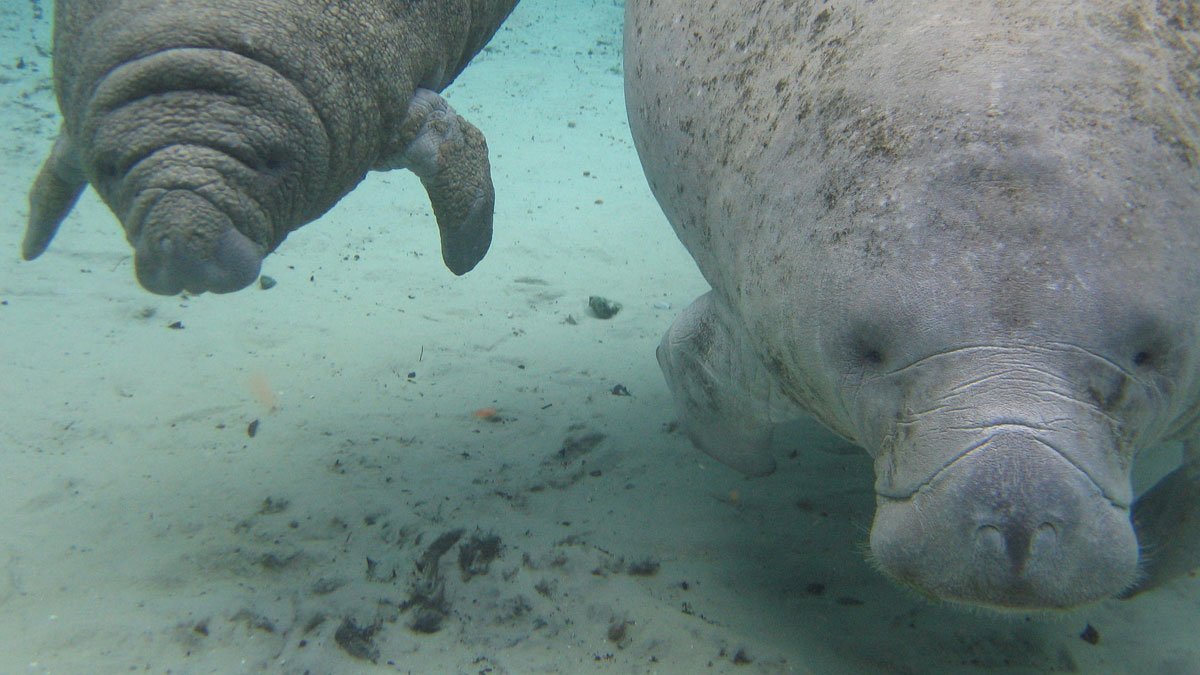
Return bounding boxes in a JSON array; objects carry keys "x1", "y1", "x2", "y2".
[
  {"x1": 248, "y1": 371, "x2": 279, "y2": 413},
  {"x1": 473, "y1": 406, "x2": 500, "y2": 421}
]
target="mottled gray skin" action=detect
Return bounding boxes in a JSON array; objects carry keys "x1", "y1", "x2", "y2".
[
  {"x1": 627, "y1": 0, "x2": 1200, "y2": 610},
  {"x1": 24, "y1": 0, "x2": 519, "y2": 294}
]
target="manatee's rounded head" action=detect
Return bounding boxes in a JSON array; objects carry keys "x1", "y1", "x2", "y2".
[
  {"x1": 731, "y1": 117, "x2": 1199, "y2": 609},
  {"x1": 74, "y1": 43, "x2": 330, "y2": 294},
  {"x1": 869, "y1": 430, "x2": 1137, "y2": 610},
  {"x1": 808, "y1": 282, "x2": 1191, "y2": 610},
  {"x1": 815, "y1": 292, "x2": 1177, "y2": 610}
]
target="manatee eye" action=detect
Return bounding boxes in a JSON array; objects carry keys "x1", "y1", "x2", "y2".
[
  {"x1": 1115, "y1": 313, "x2": 1172, "y2": 374},
  {"x1": 256, "y1": 148, "x2": 289, "y2": 175},
  {"x1": 1127, "y1": 334, "x2": 1171, "y2": 372},
  {"x1": 841, "y1": 318, "x2": 891, "y2": 371},
  {"x1": 849, "y1": 334, "x2": 887, "y2": 369},
  {"x1": 263, "y1": 152, "x2": 285, "y2": 173}
]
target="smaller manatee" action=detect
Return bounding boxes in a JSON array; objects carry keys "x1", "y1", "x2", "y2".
[{"x1": 23, "y1": 0, "x2": 519, "y2": 294}]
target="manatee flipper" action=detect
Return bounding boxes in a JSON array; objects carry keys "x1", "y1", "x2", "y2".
[
  {"x1": 658, "y1": 291, "x2": 797, "y2": 476},
  {"x1": 1125, "y1": 440, "x2": 1200, "y2": 597},
  {"x1": 23, "y1": 131, "x2": 86, "y2": 260},
  {"x1": 381, "y1": 88, "x2": 493, "y2": 275}
]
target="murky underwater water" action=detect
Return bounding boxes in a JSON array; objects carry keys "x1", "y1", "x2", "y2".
[{"x1": 0, "y1": 0, "x2": 1197, "y2": 673}]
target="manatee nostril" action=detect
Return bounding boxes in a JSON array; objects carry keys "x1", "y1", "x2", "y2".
[
  {"x1": 974, "y1": 516, "x2": 1060, "y2": 564},
  {"x1": 257, "y1": 149, "x2": 288, "y2": 174},
  {"x1": 1030, "y1": 521, "x2": 1059, "y2": 553},
  {"x1": 156, "y1": 234, "x2": 176, "y2": 256},
  {"x1": 975, "y1": 521, "x2": 1060, "y2": 557},
  {"x1": 976, "y1": 524, "x2": 1004, "y2": 554}
]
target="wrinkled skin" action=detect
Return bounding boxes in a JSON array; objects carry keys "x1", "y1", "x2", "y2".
[
  {"x1": 24, "y1": 0, "x2": 519, "y2": 294},
  {"x1": 627, "y1": 0, "x2": 1200, "y2": 610}
]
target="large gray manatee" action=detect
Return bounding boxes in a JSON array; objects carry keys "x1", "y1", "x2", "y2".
[
  {"x1": 626, "y1": 0, "x2": 1200, "y2": 610},
  {"x1": 23, "y1": 0, "x2": 519, "y2": 294}
]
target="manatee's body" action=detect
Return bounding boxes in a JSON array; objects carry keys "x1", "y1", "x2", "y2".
[
  {"x1": 24, "y1": 0, "x2": 518, "y2": 294},
  {"x1": 626, "y1": 1, "x2": 1200, "y2": 609}
]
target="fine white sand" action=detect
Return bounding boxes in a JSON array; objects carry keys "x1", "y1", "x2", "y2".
[{"x1": 1, "y1": 1, "x2": 1197, "y2": 673}]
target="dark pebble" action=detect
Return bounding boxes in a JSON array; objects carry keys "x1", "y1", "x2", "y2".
[{"x1": 588, "y1": 295, "x2": 622, "y2": 319}]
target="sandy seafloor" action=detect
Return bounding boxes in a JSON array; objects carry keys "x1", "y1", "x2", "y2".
[{"x1": 1, "y1": 0, "x2": 1198, "y2": 673}]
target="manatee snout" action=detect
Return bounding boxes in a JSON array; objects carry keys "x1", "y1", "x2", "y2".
[
  {"x1": 870, "y1": 430, "x2": 1137, "y2": 609},
  {"x1": 132, "y1": 190, "x2": 263, "y2": 295}
]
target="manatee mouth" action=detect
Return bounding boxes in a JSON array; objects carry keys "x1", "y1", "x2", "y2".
[
  {"x1": 131, "y1": 189, "x2": 264, "y2": 295},
  {"x1": 869, "y1": 430, "x2": 1138, "y2": 610}
]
